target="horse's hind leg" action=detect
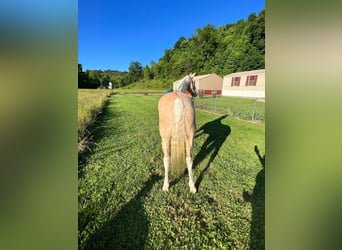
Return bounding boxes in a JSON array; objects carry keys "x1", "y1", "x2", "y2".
[
  {"x1": 186, "y1": 157, "x2": 196, "y2": 193},
  {"x1": 186, "y1": 136, "x2": 196, "y2": 193},
  {"x1": 161, "y1": 137, "x2": 170, "y2": 191}
]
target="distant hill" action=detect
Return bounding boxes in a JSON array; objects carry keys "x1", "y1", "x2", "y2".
[{"x1": 149, "y1": 9, "x2": 265, "y2": 79}]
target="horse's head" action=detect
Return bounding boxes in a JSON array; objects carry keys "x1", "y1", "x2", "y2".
[{"x1": 187, "y1": 73, "x2": 197, "y2": 97}]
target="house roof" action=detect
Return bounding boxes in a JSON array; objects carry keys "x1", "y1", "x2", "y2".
[
  {"x1": 224, "y1": 69, "x2": 265, "y2": 77},
  {"x1": 193, "y1": 73, "x2": 221, "y2": 81}
]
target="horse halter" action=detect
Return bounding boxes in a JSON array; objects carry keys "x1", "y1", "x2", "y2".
[{"x1": 187, "y1": 76, "x2": 197, "y2": 98}]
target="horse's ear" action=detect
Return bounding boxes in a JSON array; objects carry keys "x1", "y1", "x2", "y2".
[{"x1": 191, "y1": 73, "x2": 196, "y2": 78}]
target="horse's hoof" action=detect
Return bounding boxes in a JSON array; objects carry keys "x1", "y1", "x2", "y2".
[
  {"x1": 162, "y1": 185, "x2": 169, "y2": 191},
  {"x1": 190, "y1": 187, "x2": 197, "y2": 193}
]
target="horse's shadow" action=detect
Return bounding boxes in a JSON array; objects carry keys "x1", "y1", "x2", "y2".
[
  {"x1": 243, "y1": 145, "x2": 265, "y2": 249},
  {"x1": 81, "y1": 174, "x2": 161, "y2": 250},
  {"x1": 193, "y1": 115, "x2": 231, "y2": 191}
]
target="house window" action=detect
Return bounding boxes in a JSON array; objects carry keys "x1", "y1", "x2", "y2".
[
  {"x1": 231, "y1": 77, "x2": 241, "y2": 86},
  {"x1": 246, "y1": 75, "x2": 258, "y2": 86}
]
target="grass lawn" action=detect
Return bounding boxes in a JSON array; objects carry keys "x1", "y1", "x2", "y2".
[{"x1": 78, "y1": 93, "x2": 265, "y2": 249}]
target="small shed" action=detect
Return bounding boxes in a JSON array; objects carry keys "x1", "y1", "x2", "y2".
[
  {"x1": 173, "y1": 74, "x2": 223, "y2": 96},
  {"x1": 222, "y1": 69, "x2": 265, "y2": 98}
]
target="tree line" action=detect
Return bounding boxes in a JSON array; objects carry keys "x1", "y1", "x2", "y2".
[{"x1": 78, "y1": 9, "x2": 264, "y2": 89}]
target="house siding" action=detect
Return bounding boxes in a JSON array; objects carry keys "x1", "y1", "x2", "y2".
[{"x1": 222, "y1": 69, "x2": 265, "y2": 98}]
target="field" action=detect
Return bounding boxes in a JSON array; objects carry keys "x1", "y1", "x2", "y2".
[
  {"x1": 78, "y1": 89, "x2": 113, "y2": 152},
  {"x1": 78, "y1": 91, "x2": 265, "y2": 249}
]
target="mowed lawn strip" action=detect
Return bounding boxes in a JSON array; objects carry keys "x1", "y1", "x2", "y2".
[{"x1": 78, "y1": 94, "x2": 265, "y2": 249}]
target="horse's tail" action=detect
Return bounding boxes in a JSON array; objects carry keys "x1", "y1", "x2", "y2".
[{"x1": 171, "y1": 98, "x2": 185, "y2": 178}]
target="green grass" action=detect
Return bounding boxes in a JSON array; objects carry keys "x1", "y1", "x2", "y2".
[
  {"x1": 195, "y1": 96, "x2": 265, "y2": 122},
  {"x1": 78, "y1": 94, "x2": 265, "y2": 249}
]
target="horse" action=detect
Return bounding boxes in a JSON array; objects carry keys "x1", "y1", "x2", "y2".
[{"x1": 158, "y1": 73, "x2": 198, "y2": 193}]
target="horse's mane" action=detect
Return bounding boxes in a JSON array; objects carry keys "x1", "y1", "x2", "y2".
[{"x1": 176, "y1": 75, "x2": 189, "y2": 93}]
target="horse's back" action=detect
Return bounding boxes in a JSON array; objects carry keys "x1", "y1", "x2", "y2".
[
  {"x1": 158, "y1": 92, "x2": 177, "y2": 113},
  {"x1": 158, "y1": 92, "x2": 195, "y2": 136},
  {"x1": 158, "y1": 92, "x2": 193, "y2": 118}
]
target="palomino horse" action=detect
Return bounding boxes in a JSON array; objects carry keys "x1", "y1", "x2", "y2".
[{"x1": 158, "y1": 73, "x2": 198, "y2": 193}]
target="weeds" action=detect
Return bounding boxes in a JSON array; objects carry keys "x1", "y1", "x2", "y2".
[{"x1": 78, "y1": 89, "x2": 113, "y2": 153}]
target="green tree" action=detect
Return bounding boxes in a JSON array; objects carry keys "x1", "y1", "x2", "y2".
[
  {"x1": 128, "y1": 61, "x2": 143, "y2": 83},
  {"x1": 143, "y1": 65, "x2": 152, "y2": 81},
  {"x1": 78, "y1": 63, "x2": 90, "y2": 88},
  {"x1": 150, "y1": 61, "x2": 160, "y2": 79},
  {"x1": 86, "y1": 70, "x2": 101, "y2": 88},
  {"x1": 97, "y1": 71, "x2": 110, "y2": 88},
  {"x1": 173, "y1": 36, "x2": 186, "y2": 50}
]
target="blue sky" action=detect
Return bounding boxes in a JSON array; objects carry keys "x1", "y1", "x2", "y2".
[{"x1": 78, "y1": 0, "x2": 265, "y2": 72}]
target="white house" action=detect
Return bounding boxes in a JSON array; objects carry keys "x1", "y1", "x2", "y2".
[{"x1": 222, "y1": 69, "x2": 265, "y2": 98}]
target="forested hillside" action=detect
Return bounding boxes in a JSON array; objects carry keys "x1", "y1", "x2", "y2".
[{"x1": 78, "y1": 9, "x2": 264, "y2": 89}]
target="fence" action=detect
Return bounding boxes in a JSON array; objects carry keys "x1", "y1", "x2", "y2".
[{"x1": 194, "y1": 95, "x2": 265, "y2": 123}]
